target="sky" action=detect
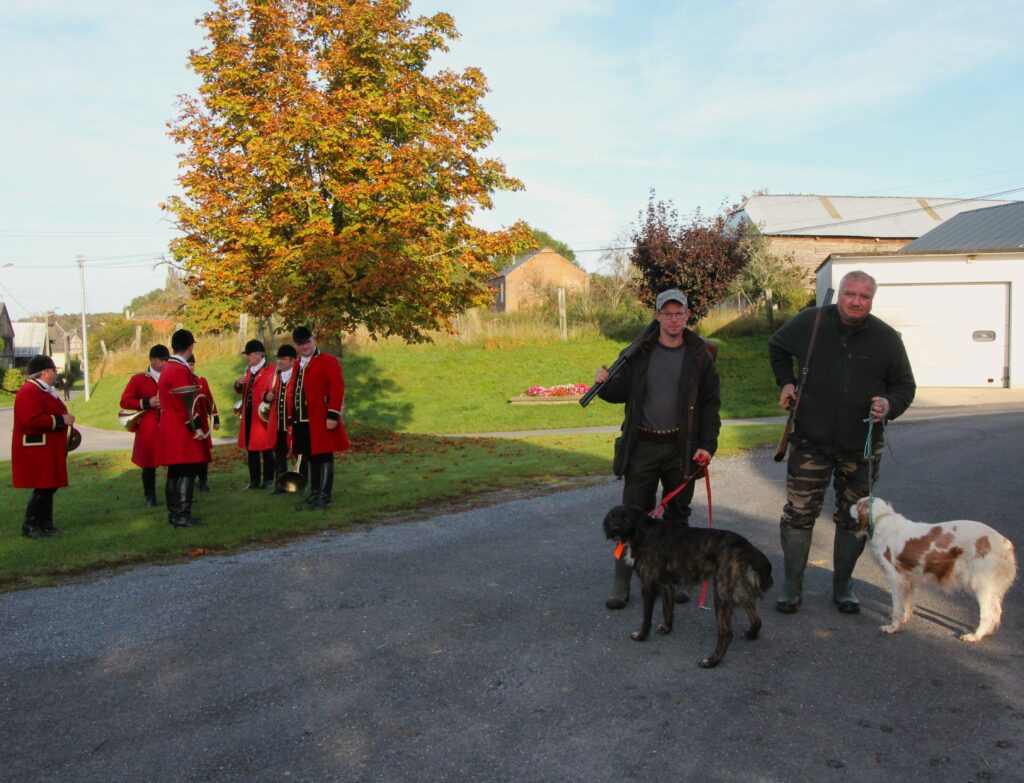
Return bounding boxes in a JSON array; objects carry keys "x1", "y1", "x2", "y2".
[{"x1": 1, "y1": 0, "x2": 1023, "y2": 320}]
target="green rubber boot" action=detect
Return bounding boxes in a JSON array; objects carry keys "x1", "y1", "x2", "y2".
[
  {"x1": 776, "y1": 526, "x2": 813, "y2": 614},
  {"x1": 605, "y1": 557, "x2": 632, "y2": 610},
  {"x1": 833, "y1": 525, "x2": 867, "y2": 614}
]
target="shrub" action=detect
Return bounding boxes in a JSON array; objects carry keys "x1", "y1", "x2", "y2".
[{"x1": 2, "y1": 367, "x2": 25, "y2": 393}]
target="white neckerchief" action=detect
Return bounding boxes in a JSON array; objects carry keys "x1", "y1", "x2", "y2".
[
  {"x1": 280, "y1": 368, "x2": 293, "y2": 385},
  {"x1": 299, "y1": 353, "x2": 313, "y2": 368},
  {"x1": 249, "y1": 357, "x2": 267, "y2": 375},
  {"x1": 34, "y1": 377, "x2": 61, "y2": 400},
  {"x1": 148, "y1": 366, "x2": 162, "y2": 383},
  {"x1": 170, "y1": 354, "x2": 190, "y2": 367}
]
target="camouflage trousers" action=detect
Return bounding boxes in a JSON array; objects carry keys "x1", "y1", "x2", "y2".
[{"x1": 781, "y1": 439, "x2": 883, "y2": 532}]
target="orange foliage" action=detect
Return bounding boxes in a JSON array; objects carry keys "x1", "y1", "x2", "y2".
[{"x1": 163, "y1": 0, "x2": 532, "y2": 342}]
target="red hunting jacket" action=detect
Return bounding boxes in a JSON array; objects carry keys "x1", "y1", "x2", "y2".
[
  {"x1": 157, "y1": 357, "x2": 210, "y2": 466},
  {"x1": 120, "y1": 369, "x2": 161, "y2": 469},
  {"x1": 235, "y1": 360, "x2": 276, "y2": 451},
  {"x1": 286, "y1": 349, "x2": 350, "y2": 455},
  {"x1": 12, "y1": 379, "x2": 69, "y2": 489},
  {"x1": 196, "y1": 375, "x2": 218, "y2": 462}
]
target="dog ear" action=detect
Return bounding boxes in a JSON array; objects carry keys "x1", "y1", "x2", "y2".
[{"x1": 855, "y1": 499, "x2": 869, "y2": 532}]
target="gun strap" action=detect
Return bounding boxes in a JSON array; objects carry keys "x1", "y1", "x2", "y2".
[{"x1": 790, "y1": 305, "x2": 826, "y2": 420}]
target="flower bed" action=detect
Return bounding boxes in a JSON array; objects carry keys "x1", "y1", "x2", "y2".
[
  {"x1": 509, "y1": 383, "x2": 591, "y2": 405},
  {"x1": 524, "y1": 383, "x2": 590, "y2": 398}
]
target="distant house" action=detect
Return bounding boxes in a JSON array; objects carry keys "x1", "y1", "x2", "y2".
[
  {"x1": 12, "y1": 320, "x2": 76, "y2": 372},
  {"x1": 730, "y1": 194, "x2": 1014, "y2": 276},
  {"x1": 816, "y1": 201, "x2": 1024, "y2": 389},
  {"x1": 489, "y1": 248, "x2": 588, "y2": 313},
  {"x1": 0, "y1": 301, "x2": 14, "y2": 369}
]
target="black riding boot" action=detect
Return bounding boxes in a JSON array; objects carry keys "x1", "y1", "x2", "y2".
[
  {"x1": 167, "y1": 477, "x2": 190, "y2": 527},
  {"x1": 38, "y1": 490, "x2": 59, "y2": 536},
  {"x1": 246, "y1": 451, "x2": 263, "y2": 489},
  {"x1": 318, "y1": 460, "x2": 334, "y2": 508},
  {"x1": 302, "y1": 461, "x2": 323, "y2": 510},
  {"x1": 183, "y1": 474, "x2": 204, "y2": 526},
  {"x1": 142, "y1": 467, "x2": 158, "y2": 507},
  {"x1": 21, "y1": 491, "x2": 46, "y2": 539}
]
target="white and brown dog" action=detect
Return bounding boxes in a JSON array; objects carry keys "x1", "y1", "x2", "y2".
[{"x1": 853, "y1": 497, "x2": 1017, "y2": 641}]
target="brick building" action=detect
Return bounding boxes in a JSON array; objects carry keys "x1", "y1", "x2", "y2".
[
  {"x1": 729, "y1": 194, "x2": 1013, "y2": 276},
  {"x1": 488, "y1": 248, "x2": 588, "y2": 313}
]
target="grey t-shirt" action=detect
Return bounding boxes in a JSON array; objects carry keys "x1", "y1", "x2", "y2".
[{"x1": 640, "y1": 342, "x2": 685, "y2": 430}]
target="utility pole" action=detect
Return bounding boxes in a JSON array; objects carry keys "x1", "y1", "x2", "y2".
[{"x1": 77, "y1": 255, "x2": 91, "y2": 401}]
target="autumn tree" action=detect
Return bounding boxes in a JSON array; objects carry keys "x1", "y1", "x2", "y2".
[
  {"x1": 163, "y1": 0, "x2": 531, "y2": 341},
  {"x1": 526, "y1": 225, "x2": 576, "y2": 264},
  {"x1": 629, "y1": 191, "x2": 746, "y2": 323},
  {"x1": 730, "y1": 221, "x2": 810, "y2": 327}
]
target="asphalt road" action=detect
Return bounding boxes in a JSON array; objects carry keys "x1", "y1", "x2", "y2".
[{"x1": 1, "y1": 410, "x2": 1022, "y2": 782}]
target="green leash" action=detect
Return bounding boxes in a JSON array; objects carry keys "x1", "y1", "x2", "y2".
[{"x1": 861, "y1": 413, "x2": 887, "y2": 538}]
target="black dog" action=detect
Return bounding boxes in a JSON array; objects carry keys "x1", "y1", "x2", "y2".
[{"x1": 603, "y1": 504, "x2": 773, "y2": 668}]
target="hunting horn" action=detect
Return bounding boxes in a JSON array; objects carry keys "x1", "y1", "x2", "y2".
[
  {"x1": 118, "y1": 409, "x2": 146, "y2": 432},
  {"x1": 278, "y1": 454, "x2": 307, "y2": 494},
  {"x1": 171, "y1": 384, "x2": 210, "y2": 437}
]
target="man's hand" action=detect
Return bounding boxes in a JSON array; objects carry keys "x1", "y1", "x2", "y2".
[
  {"x1": 869, "y1": 396, "x2": 890, "y2": 422},
  {"x1": 693, "y1": 449, "x2": 711, "y2": 466},
  {"x1": 193, "y1": 430, "x2": 206, "y2": 441},
  {"x1": 594, "y1": 366, "x2": 609, "y2": 384},
  {"x1": 149, "y1": 395, "x2": 160, "y2": 408},
  {"x1": 62, "y1": 413, "x2": 76, "y2": 426},
  {"x1": 779, "y1": 383, "x2": 797, "y2": 410},
  {"x1": 326, "y1": 419, "x2": 338, "y2": 431}
]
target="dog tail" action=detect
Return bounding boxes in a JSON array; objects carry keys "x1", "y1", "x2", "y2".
[{"x1": 746, "y1": 547, "x2": 774, "y2": 596}]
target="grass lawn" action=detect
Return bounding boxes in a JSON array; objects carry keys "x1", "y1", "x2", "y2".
[
  {"x1": 0, "y1": 423, "x2": 778, "y2": 589},
  {"x1": 70, "y1": 333, "x2": 780, "y2": 435}
]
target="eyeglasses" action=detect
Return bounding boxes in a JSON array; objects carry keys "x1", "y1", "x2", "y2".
[{"x1": 658, "y1": 312, "x2": 688, "y2": 320}]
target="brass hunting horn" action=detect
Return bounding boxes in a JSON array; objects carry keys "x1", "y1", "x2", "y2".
[
  {"x1": 118, "y1": 409, "x2": 146, "y2": 432},
  {"x1": 278, "y1": 454, "x2": 307, "y2": 493},
  {"x1": 171, "y1": 385, "x2": 211, "y2": 437}
]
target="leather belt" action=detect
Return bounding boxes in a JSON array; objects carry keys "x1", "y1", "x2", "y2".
[{"x1": 637, "y1": 427, "x2": 680, "y2": 443}]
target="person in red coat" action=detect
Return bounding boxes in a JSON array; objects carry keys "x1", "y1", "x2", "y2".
[
  {"x1": 268, "y1": 343, "x2": 297, "y2": 495},
  {"x1": 119, "y1": 344, "x2": 169, "y2": 507},
  {"x1": 158, "y1": 329, "x2": 211, "y2": 528},
  {"x1": 286, "y1": 326, "x2": 349, "y2": 509},
  {"x1": 188, "y1": 354, "x2": 221, "y2": 492},
  {"x1": 234, "y1": 339, "x2": 277, "y2": 489},
  {"x1": 12, "y1": 355, "x2": 74, "y2": 538}
]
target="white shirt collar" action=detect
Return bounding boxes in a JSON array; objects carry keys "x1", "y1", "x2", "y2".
[
  {"x1": 280, "y1": 368, "x2": 293, "y2": 384},
  {"x1": 299, "y1": 354, "x2": 312, "y2": 368},
  {"x1": 249, "y1": 357, "x2": 267, "y2": 375},
  {"x1": 148, "y1": 366, "x2": 161, "y2": 382},
  {"x1": 33, "y1": 377, "x2": 61, "y2": 399}
]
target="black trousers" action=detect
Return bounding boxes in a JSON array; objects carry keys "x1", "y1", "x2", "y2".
[
  {"x1": 24, "y1": 488, "x2": 58, "y2": 528},
  {"x1": 247, "y1": 450, "x2": 275, "y2": 484},
  {"x1": 141, "y1": 467, "x2": 157, "y2": 498},
  {"x1": 622, "y1": 438, "x2": 697, "y2": 524},
  {"x1": 167, "y1": 463, "x2": 201, "y2": 481}
]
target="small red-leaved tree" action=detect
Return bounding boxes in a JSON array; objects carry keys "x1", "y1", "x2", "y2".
[
  {"x1": 163, "y1": 0, "x2": 532, "y2": 342},
  {"x1": 629, "y1": 191, "x2": 745, "y2": 324}
]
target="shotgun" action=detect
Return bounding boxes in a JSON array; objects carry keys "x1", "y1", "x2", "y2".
[
  {"x1": 773, "y1": 288, "x2": 834, "y2": 462},
  {"x1": 579, "y1": 319, "x2": 658, "y2": 408}
]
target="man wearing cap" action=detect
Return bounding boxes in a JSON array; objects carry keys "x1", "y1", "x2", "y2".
[
  {"x1": 286, "y1": 326, "x2": 349, "y2": 509},
  {"x1": 188, "y1": 354, "x2": 221, "y2": 492},
  {"x1": 594, "y1": 289, "x2": 721, "y2": 609},
  {"x1": 234, "y1": 339, "x2": 277, "y2": 489},
  {"x1": 119, "y1": 344, "x2": 169, "y2": 507},
  {"x1": 268, "y1": 344, "x2": 297, "y2": 495},
  {"x1": 158, "y1": 329, "x2": 211, "y2": 528},
  {"x1": 12, "y1": 355, "x2": 74, "y2": 538}
]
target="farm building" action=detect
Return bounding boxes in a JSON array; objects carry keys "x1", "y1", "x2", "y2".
[
  {"x1": 816, "y1": 201, "x2": 1024, "y2": 388},
  {"x1": 488, "y1": 248, "x2": 588, "y2": 313},
  {"x1": 731, "y1": 193, "x2": 1013, "y2": 276}
]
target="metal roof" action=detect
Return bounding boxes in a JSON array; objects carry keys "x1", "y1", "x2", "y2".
[
  {"x1": 731, "y1": 194, "x2": 1014, "y2": 238},
  {"x1": 901, "y1": 201, "x2": 1024, "y2": 252},
  {"x1": 12, "y1": 321, "x2": 48, "y2": 358},
  {"x1": 495, "y1": 249, "x2": 541, "y2": 277}
]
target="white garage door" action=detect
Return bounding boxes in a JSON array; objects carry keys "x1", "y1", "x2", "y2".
[{"x1": 871, "y1": 283, "x2": 1009, "y2": 388}]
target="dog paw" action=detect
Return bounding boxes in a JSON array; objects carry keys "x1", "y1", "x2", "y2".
[
  {"x1": 630, "y1": 630, "x2": 648, "y2": 642},
  {"x1": 745, "y1": 629, "x2": 760, "y2": 641},
  {"x1": 879, "y1": 624, "x2": 900, "y2": 634},
  {"x1": 657, "y1": 624, "x2": 672, "y2": 635},
  {"x1": 960, "y1": 632, "x2": 982, "y2": 643},
  {"x1": 698, "y1": 657, "x2": 719, "y2": 669}
]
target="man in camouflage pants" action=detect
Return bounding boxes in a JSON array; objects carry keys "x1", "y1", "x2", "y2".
[{"x1": 769, "y1": 270, "x2": 916, "y2": 614}]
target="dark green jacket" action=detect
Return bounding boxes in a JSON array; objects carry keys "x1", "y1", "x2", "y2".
[
  {"x1": 769, "y1": 305, "x2": 916, "y2": 454},
  {"x1": 598, "y1": 327, "x2": 721, "y2": 477}
]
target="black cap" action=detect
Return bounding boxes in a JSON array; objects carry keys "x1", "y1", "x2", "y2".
[
  {"x1": 242, "y1": 339, "x2": 266, "y2": 354},
  {"x1": 291, "y1": 326, "x2": 313, "y2": 344},
  {"x1": 276, "y1": 344, "x2": 297, "y2": 359},
  {"x1": 171, "y1": 329, "x2": 195, "y2": 352},
  {"x1": 149, "y1": 344, "x2": 170, "y2": 360},
  {"x1": 27, "y1": 354, "x2": 57, "y2": 375}
]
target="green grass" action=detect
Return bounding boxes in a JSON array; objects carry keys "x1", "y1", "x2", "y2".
[
  {"x1": 69, "y1": 334, "x2": 780, "y2": 435},
  {"x1": 0, "y1": 424, "x2": 778, "y2": 589}
]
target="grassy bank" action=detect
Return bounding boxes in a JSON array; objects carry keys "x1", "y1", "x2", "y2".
[
  {"x1": 70, "y1": 333, "x2": 780, "y2": 435},
  {"x1": 0, "y1": 424, "x2": 778, "y2": 589}
]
